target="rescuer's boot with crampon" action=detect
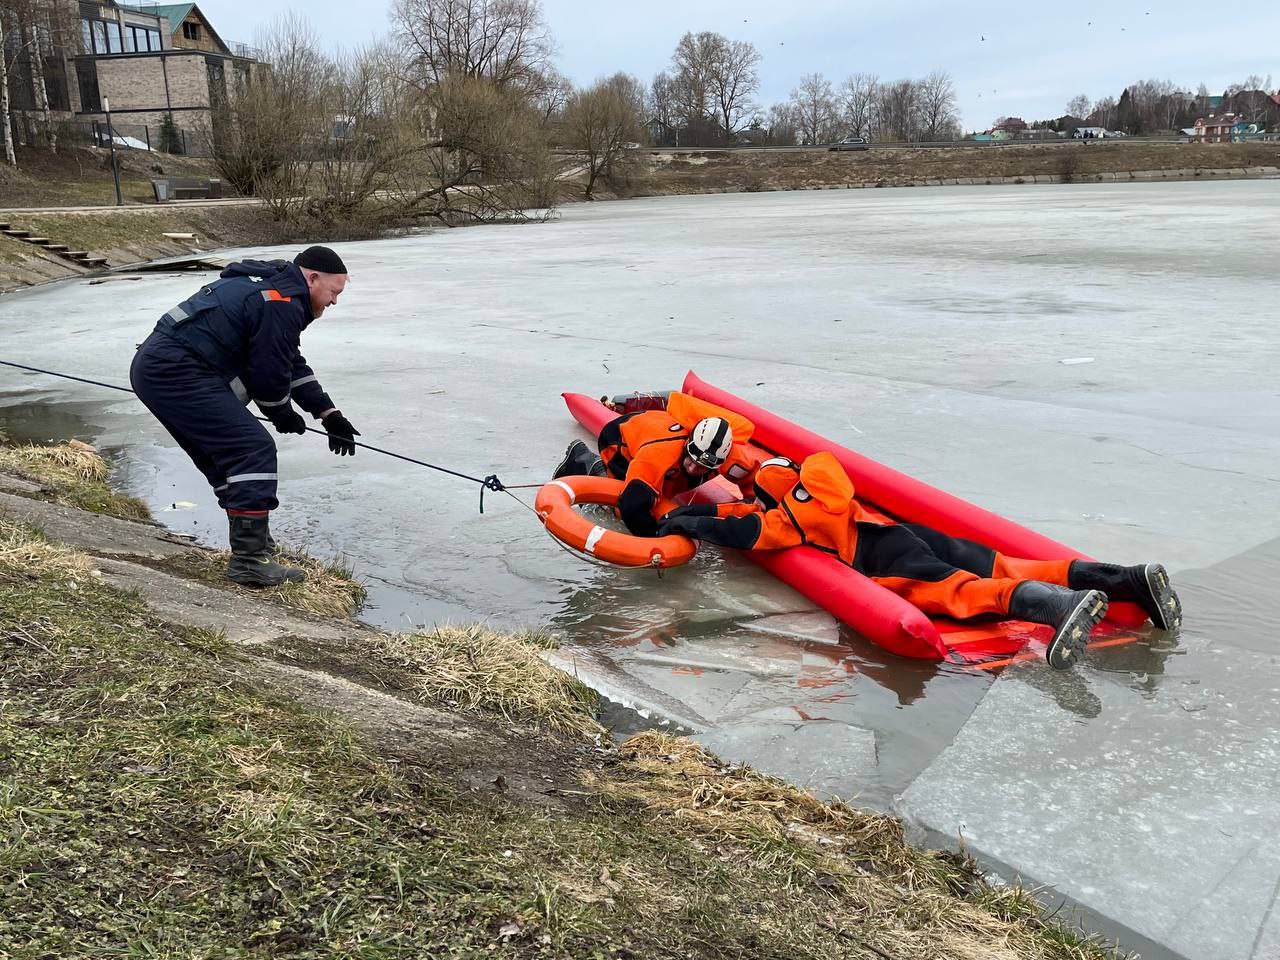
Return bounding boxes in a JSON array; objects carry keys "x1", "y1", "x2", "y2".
[
  {"x1": 1010, "y1": 581, "x2": 1109, "y2": 670},
  {"x1": 1069, "y1": 561, "x2": 1182, "y2": 631}
]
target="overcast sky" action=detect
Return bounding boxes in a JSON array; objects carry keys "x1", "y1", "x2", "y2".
[{"x1": 210, "y1": 0, "x2": 1279, "y2": 131}]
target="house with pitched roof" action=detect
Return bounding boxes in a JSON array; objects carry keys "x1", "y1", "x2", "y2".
[{"x1": 2, "y1": 0, "x2": 259, "y2": 155}]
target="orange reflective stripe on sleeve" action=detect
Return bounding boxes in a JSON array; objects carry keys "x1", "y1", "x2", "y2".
[{"x1": 261, "y1": 290, "x2": 293, "y2": 303}]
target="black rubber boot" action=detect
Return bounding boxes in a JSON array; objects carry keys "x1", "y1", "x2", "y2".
[
  {"x1": 1009, "y1": 581, "x2": 1109, "y2": 670},
  {"x1": 553, "y1": 440, "x2": 605, "y2": 479},
  {"x1": 226, "y1": 514, "x2": 304, "y2": 587},
  {"x1": 1069, "y1": 561, "x2": 1182, "y2": 631}
]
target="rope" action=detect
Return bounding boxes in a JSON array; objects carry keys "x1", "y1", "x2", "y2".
[{"x1": 1, "y1": 358, "x2": 527, "y2": 514}]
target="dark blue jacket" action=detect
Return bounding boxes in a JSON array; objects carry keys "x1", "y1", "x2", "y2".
[{"x1": 153, "y1": 259, "x2": 334, "y2": 418}]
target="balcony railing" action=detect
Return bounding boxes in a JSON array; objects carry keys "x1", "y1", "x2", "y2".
[{"x1": 228, "y1": 41, "x2": 263, "y2": 62}]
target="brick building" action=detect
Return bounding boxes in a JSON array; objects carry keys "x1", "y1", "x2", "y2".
[
  {"x1": 1193, "y1": 113, "x2": 1247, "y2": 143},
  {"x1": 2, "y1": 0, "x2": 259, "y2": 154}
]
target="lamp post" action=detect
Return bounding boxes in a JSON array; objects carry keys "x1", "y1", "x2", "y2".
[{"x1": 103, "y1": 96, "x2": 123, "y2": 206}]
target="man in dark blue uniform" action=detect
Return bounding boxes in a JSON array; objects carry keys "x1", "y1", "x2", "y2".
[{"x1": 130, "y1": 245, "x2": 359, "y2": 586}]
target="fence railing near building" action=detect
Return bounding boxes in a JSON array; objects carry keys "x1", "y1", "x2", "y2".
[
  {"x1": 56, "y1": 119, "x2": 214, "y2": 158},
  {"x1": 227, "y1": 40, "x2": 264, "y2": 61}
]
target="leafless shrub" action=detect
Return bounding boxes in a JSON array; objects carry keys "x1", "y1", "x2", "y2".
[{"x1": 563, "y1": 73, "x2": 642, "y2": 198}]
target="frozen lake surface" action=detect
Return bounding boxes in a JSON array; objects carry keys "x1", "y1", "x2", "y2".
[{"x1": 3, "y1": 181, "x2": 1279, "y2": 959}]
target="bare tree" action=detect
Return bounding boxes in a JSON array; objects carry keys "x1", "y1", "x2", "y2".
[
  {"x1": 2, "y1": 0, "x2": 74, "y2": 158},
  {"x1": 670, "y1": 31, "x2": 715, "y2": 138},
  {"x1": 307, "y1": 44, "x2": 420, "y2": 228},
  {"x1": 917, "y1": 70, "x2": 958, "y2": 140},
  {"x1": 875, "y1": 79, "x2": 919, "y2": 142},
  {"x1": 1194, "y1": 82, "x2": 1210, "y2": 115},
  {"x1": 564, "y1": 73, "x2": 642, "y2": 198},
  {"x1": 1091, "y1": 95, "x2": 1117, "y2": 129},
  {"x1": 1066, "y1": 94, "x2": 1091, "y2": 119},
  {"x1": 839, "y1": 73, "x2": 878, "y2": 139},
  {"x1": 22, "y1": 10, "x2": 53, "y2": 151},
  {"x1": 1123, "y1": 78, "x2": 1178, "y2": 132},
  {"x1": 0, "y1": 11, "x2": 16, "y2": 165},
  {"x1": 765, "y1": 101, "x2": 798, "y2": 145},
  {"x1": 530, "y1": 65, "x2": 572, "y2": 122},
  {"x1": 393, "y1": 0, "x2": 554, "y2": 93},
  {"x1": 610, "y1": 71, "x2": 645, "y2": 120},
  {"x1": 789, "y1": 72, "x2": 838, "y2": 145},
  {"x1": 646, "y1": 71, "x2": 677, "y2": 142},
  {"x1": 706, "y1": 37, "x2": 760, "y2": 141},
  {"x1": 212, "y1": 13, "x2": 330, "y2": 216},
  {"x1": 393, "y1": 71, "x2": 557, "y2": 221},
  {"x1": 1225, "y1": 75, "x2": 1267, "y2": 95}
]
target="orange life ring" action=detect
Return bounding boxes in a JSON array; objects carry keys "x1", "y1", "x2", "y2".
[{"x1": 534, "y1": 475, "x2": 697, "y2": 568}]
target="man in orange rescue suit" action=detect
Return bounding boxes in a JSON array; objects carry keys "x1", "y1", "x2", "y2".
[
  {"x1": 657, "y1": 452, "x2": 1182, "y2": 670},
  {"x1": 552, "y1": 392, "x2": 761, "y2": 537}
]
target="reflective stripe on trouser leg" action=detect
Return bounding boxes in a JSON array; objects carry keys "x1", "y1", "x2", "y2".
[{"x1": 129, "y1": 334, "x2": 280, "y2": 514}]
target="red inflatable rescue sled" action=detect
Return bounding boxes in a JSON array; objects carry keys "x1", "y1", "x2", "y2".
[{"x1": 561, "y1": 376, "x2": 1144, "y2": 664}]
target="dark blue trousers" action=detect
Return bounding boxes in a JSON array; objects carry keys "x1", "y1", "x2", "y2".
[{"x1": 130, "y1": 332, "x2": 279, "y2": 512}]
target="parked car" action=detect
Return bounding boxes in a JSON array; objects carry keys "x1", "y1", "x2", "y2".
[{"x1": 829, "y1": 136, "x2": 870, "y2": 151}]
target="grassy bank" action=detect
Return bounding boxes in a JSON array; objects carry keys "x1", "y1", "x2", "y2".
[
  {"x1": 0, "y1": 143, "x2": 224, "y2": 209},
  {"x1": 0, "y1": 516, "x2": 1118, "y2": 960},
  {"x1": 0, "y1": 447, "x2": 1124, "y2": 958},
  {"x1": 0, "y1": 439, "x2": 366, "y2": 618},
  {"x1": 0, "y1": 202, "x2": 426, "y2": 294},
  {"x1": 0, "y1": 440, "x2": 150, "y2": 521},
  {"x1": 621, "y1": 140, "x2": 1280, "y2": 195}
]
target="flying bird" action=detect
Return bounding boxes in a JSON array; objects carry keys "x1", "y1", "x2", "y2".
[{"x1": 981, "y1": 35, "x2": 986, "y2": 40}]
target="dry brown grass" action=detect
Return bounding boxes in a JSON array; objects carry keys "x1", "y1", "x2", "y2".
[
  {"x1": 638, "y1": 141, "x2": 1280, "y2": 195},
  {"x1": 168, "y1": 544, "x2": 368, "y2": 620},
  {"x1": 0, "y1": 516, "x2": 97, "y2": 581},
  {"x1": 0, "y1": 439, "x2": 104, "y2": 479},
  {"x1": 596, "y1": 733, "x2": 1121, "y2": 960},
  {"x1": 0, "y1": 442, "x2": 151, "y2": 521},
  {"x1": 372, "y1": 624, "x2": 603, "y2": 737}
]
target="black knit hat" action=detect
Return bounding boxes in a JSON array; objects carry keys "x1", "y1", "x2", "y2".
[{"x1": 294, "y1": 245, "x2": 348, "y2": 274}]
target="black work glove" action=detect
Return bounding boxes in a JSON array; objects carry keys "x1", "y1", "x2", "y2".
[
  {"x1": 657, "y1": 514, "x2": 713, "y2": 539},
  {"x1": 268, "y1": 406, "x2": 307, "y2": 435},
  {"x1": 321, "y1": 411, "x2": 360, "y2": 456},
  {"x1": 659, "y1": 504, "x2": 716, "y2": 523}
]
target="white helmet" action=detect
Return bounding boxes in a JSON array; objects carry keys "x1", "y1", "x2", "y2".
[{"x1": 686, "y1": 417, "x2": 733, "y2": 469}]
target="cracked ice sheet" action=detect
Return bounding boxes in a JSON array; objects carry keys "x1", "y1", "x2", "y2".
[
  {"x1": 696, "y1": 721, "x2": 878, "y2": 801},
  {"x1": 897, "y1": 538, "x2": 1280, "y2": 960}
]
